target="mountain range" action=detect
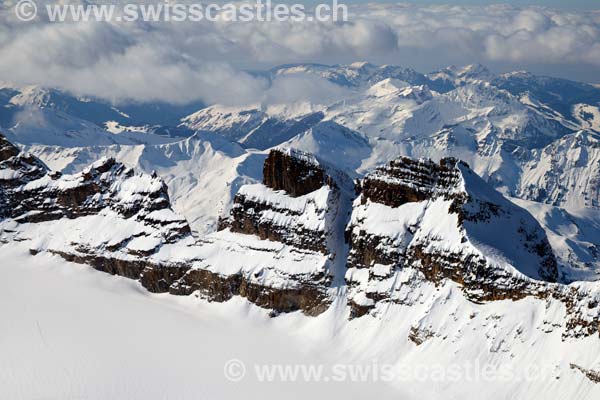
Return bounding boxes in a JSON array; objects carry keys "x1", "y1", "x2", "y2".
[{"x1": 1, "y1": 62, "x2": 600, "y2": 398}]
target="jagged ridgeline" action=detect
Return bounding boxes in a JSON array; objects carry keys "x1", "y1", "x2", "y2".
[{"x1": 0, "y1": 134, "x2": 598, "y2": 337}]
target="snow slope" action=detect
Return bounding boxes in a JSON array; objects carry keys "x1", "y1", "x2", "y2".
[
  {"x1": 0, "y1": 245, "x2": 404, "y2": 400},
  {"x1": 2, "y1": 244, "x2": 600, "y2": 400}
]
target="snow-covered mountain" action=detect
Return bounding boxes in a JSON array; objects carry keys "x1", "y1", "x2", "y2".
[
  {"x1": 0, "y1": 83, "x2": 199, "y2": 146},
  {"x1": 2, "y1": 62, "x2": 600, "y2": 399},
  {"x1": 174, "y1": 63, "x2": 600, "y2": 211},
  {"x1": 269, "y1": 62, "x2": 455, "y2": 93},
  {"x1": 5, "y1": 63, "x2": 598, "y2": 274},
  {"x1": 2, "y1": 136, "x2": 600, "y2": 400},
  {"x1": 2, "y1": 134, "x2": 597, "y2": 322}
]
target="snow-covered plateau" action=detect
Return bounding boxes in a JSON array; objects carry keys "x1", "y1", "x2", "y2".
[{"x1": 1, "y1": 62, "x2": 600, "y2": 399}]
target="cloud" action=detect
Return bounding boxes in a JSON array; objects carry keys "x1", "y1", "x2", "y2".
[
  {"x1": 262, "y1": 73, "x2": 353, "y2": 106},
  {"x1": 1, "y1": 2, "x2": 599, "y2": 105}
]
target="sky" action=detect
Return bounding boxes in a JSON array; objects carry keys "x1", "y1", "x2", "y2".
[
  {"x1": 338, "y1": 0, "x2": 599, "y2": 9},
  {"x1": 1, "y1": 1, "x2": 599, "y2": 105}
]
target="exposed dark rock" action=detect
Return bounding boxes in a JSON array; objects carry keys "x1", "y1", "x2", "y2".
[
  {"x1": 45, "y1": 248, "x2": 330, "y2": 316},
  {"x1": 0, "y1": 135, "x2": 19, "y2": 161},
  {"x1": 361, "y1": 156, "x2": 463, "y2": 208},
  {"x1": 220, "y1": 148, "x2": 342, "y2": 254},
  {"x1": 1, "y1": 137, "x2": 190, "y2": 243},
  {"x1": 5, "y1": 135, "x2": 332, "y2": 317},
  {"x1": 0, "y1": 134, "x2": 48, "y2": 190},
  {"x1": 407, "y1": 245, "x2": 532, "y2": 302},
  {"x1": 346, "y1": 229, "x2": 402, "y2": 269},
  {"x1": 262, "y1": 148, "x2": 333, "y2": 197},
  {"x1": 173, "y1": 268, "x2": 330, "y2": 316},
  {"x1": 344, "y1": 156, "x2": 585, "y2": 333},
  {"x1": 348, "y1": 300, "x2": 373, "y2": 319},
  {"x1": 408, "y1": 326, "x2": 435, "y2": 346},
  {"x1": 224, "y1": 193, "x2": 328, "y2": 253},
  {"x1": 570, "y1": 364, "x2": 600, "y2": 383}
]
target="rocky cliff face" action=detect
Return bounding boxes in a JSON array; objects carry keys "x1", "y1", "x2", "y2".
[
  {"x1": 348, "y1": 158, "x2": 540, "y2": 303},
  {"x1": 347, "y1": 156, "x2": 557, "y2": 279},
  {"x1": 359, "y1": 156, "x2": 464, "y2": 208},
  {"x1": 262, "y1": 148, "x2": 335, "y2": 196},
  {"x1": 344, "y1": 157, "x2": 599, "y2": 338},
  {"x1": 1, "y1": 136, "x2": 337, "y2": 315},
  {"x1": 210, "y1": 148, "x2": 350, "y2": 313},
  {"x1": 1, "y1": 133, "x2": 189, "y2": 247},
  {"x1": 220, "y1": 149, "x2": 341, "y2": 253},
  {"x1": 0, "y1": 134, "x2": 47, "y2": 191},
  {"x1": 1, "y1": 134, "x2": 598, "y2": 337}
]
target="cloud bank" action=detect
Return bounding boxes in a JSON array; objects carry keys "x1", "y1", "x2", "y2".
[{"x1": 1, "y1": 2, "x2": 599, "y2": 105}]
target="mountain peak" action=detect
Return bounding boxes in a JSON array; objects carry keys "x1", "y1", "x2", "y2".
[{"x1": 366, "y1": 78, "x2": 409, "y2": 97}]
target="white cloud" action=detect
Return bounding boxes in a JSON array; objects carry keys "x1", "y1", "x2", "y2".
[{"x1": 1, "y1": 2, "x2": 599, "y2": 105}]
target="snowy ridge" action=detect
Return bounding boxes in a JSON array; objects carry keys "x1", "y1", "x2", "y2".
[
  {"x1": 223, "y1": 183, "x2": 336, "y2": 254},
  {"x1": 270, "y1": 62, "x2": 452, "y2": 93},
  {"x1": 171, "y1": 63, "x2": 600, "y2": 211},
  {"x1": 3, "y1": 137, "x2": 598, "y2": 339},
  {"x1": 0, "y1": 83, "x2": 201, "y2": 134},
  {"x1": 1, "y1": 139, "x2": 336, "y2": 314},
  {"x1": 1, "y1": 134, "x2": 190, "y2": 258},
  {"x1": 519, "y1": 131, "x2": 600, "y2": 209},
  {"x1": 346, "y1": 156, "x2": 558, "y2": 285},
  {"x1": 345, "y1": 156, "x2": 599, "y2": 338},
  {"x1": 180, "y1": 105, "x2": 267, "y2": 142},
  {"x1": 215, "y1": 147, "x2": 353, "y2": 301}
]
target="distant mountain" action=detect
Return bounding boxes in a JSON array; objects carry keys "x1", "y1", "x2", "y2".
[
  {"x1": 0, "y1": 83, "x2": 200, "y2": 143},
  {"x1": 174, "y1": 65, "x2": 599, "y2": 213},
  {"x1": 269, "y1": 62, "x2": 455, "y2": 93},
  {"x1": 3, "y1": 61, "x2": 599, "y2": 278}
]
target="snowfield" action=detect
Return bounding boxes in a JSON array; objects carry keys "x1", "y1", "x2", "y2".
[
  {"x1": 2, "y1": 244, "x2": 600, "y2": 400},
  {"x1": 0, "y1": 245, "x2": 402, "y2": 400}
]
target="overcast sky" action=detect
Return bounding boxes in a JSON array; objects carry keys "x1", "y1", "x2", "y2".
[
  {"x1": 1, "y1": 1, "x2": 599, "y2": 105},
  {"x1": 337, "y1": 0, "x2": 599, "y2": 10}
]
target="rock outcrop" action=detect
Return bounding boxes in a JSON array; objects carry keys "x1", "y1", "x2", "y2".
[
  {"x1": 220, "y1": 149, "x2": 342, "y2": 254},
  {"x1": 262, "y1": 148, "x2": 334, "y2": 197},
  {"x1": 359, "y1": 156, "x2": 464, "y2": 208},
  {"x1": 344, "y1": 157, "x2": 598, "y2": 337},
  {"x1": 1, "y1": 136, "x2": 337, "y2": 315},
  {"x1": 1, "y1": 133, "x2": 189, "y2": 246}
]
